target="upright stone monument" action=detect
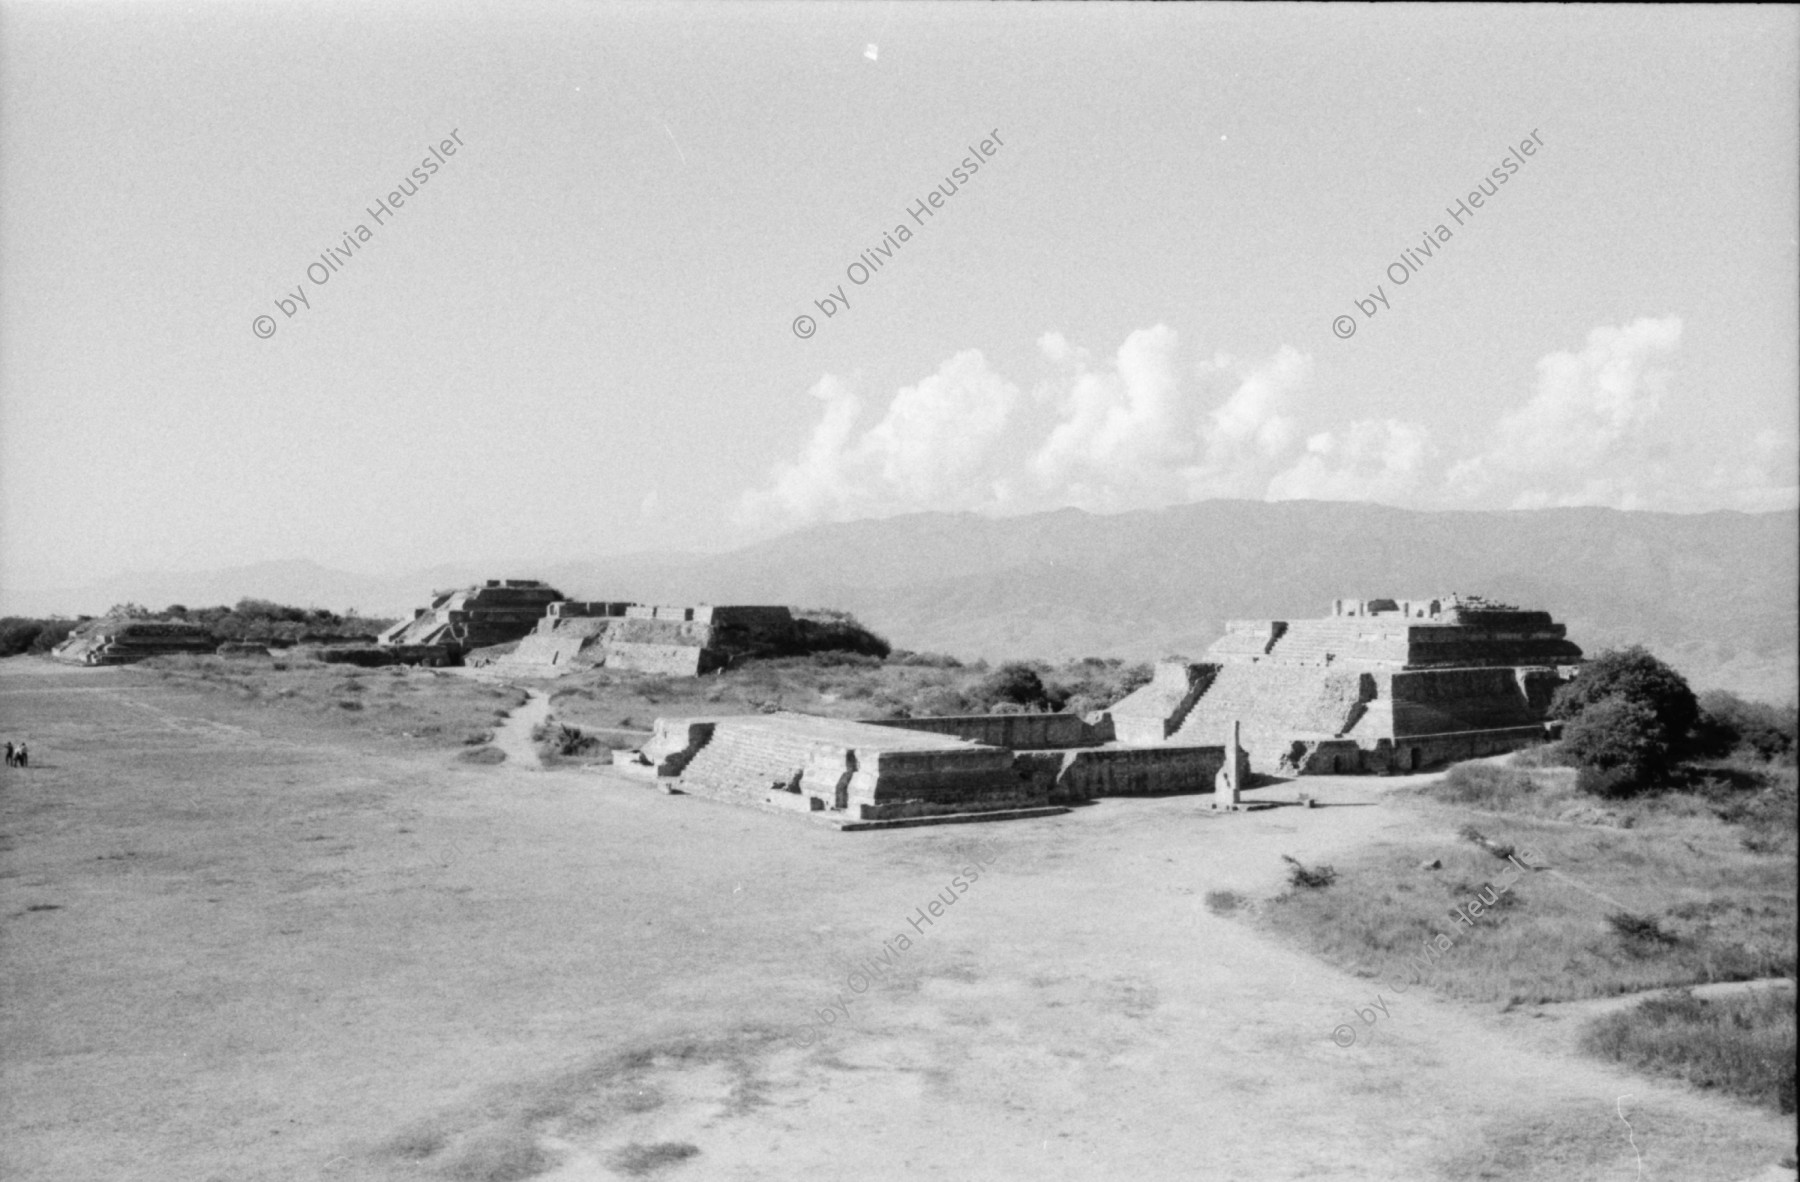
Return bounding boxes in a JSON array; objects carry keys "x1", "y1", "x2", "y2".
[{"x1": 1209, "y1": 719, "x2": 1243, "y2": 811}]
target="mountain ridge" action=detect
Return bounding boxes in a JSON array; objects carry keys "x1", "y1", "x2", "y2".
[{"x1": 6, "y1": 502, "x2": 1793, "y2": 701}]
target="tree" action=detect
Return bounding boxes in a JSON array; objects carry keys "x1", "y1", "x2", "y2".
[
  {"x1": 978, "y1": 662, "x2": 1052, "y2": 710},
  {"x1": 1563, "y1": 695, "x2": 1669, "y2": 796},
  {"x1": 1550, "y1": 646, "x2": 1698, "y2": 751}
]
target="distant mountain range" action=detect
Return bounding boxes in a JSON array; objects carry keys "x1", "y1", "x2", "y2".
[{"x1": 6, "y1": 502, "x2": 1795, "y2": 702}]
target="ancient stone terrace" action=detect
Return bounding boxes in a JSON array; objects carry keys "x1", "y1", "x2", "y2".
[
  {"x1": 628, "y1": 713, "x2": 1055, "y2": 824},
  {"x1": 622, "y1": 708, "x2": 1245, "y2": 827},
  {"x1": 1110, "y1": 594, "x2": 1583, "y2": 776},
  {"x1": 494, "y1": 603, "x2": 798, "y2": 676},
  {"x1": 51, "y1": 619, "x2": 217, "y2": 665},
  {"x1": 1212, "y1": 596, "x2": 1582, "y2": 671},
  {"x1": 378, "y1": 579, "x2": 565, "y2": 657}
]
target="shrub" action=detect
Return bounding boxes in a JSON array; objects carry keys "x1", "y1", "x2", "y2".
[
  {"x1": 977, "y1": 662, "x2": 1055, "y2": 711},
  {"x1": 1563, "y1": 696, "x2": 1670, "y2": 796},
  {"x1": 788, "y1": 611, "x2": 891, "y2": 659},
  {"x1": 0, "y1": 617, "x2": 81, "y2": 657},
  {"x1": 1606, "y1": 910, "x2": 1678, "y2": 948},
  {"x1": 1281, "y1": 854, "x2": 1337, "y2": 889},
  {"x1": 1694, "y1": 690, "x2": 1798, "y2": 763},
  {"x1": 1204, "y1": 890, "x2": 1246, "y2": 916},
  {"x1": 1550, "y1": 646, "x2": 1698, "y2": 751},
  {"x1": 1457, "y1": 825, "x2": 1517, "y2": 861}
]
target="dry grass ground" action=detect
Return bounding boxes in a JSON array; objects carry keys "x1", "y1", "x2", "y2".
[
  {"x1": 137, "y1": 653, "x2": 530, "y2": 748},
  {"x1": 2, "y1": 656, "x2": 1793, "y2": 1181}
]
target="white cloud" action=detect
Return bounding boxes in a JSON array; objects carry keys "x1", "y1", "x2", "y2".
[
  {"x1": 1445, "y1": 316, "x2": 1682, "y2": 508},
  {"x1": 736, "y1": 316, "x2": 1792, "y2": 533},
  {"x1": 1185, "y1": 345, "x2": 1310, "y2": 498},
  {"x1": 1268, "y1": 419, "x2": 1432, "y2": 503},
  {"x1": 733, "y1": 352, "x2": 1021, "y2": 527},
  {"x1": 740, "y1": 327, "x2": 1320, "y2": 527}
]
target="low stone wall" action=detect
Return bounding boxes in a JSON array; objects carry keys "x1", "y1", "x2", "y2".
[
  {"x1": 1388, "y1": 667, "x2": 1541, "y2": 735},
  {"x1": 660, "y1": 713, "x2": 1040, "y2": 821},
  {"x1": 1050, "y1": 745, "x2": 1226, "y2": 800},
  {"x1": 1373, "y1": 725, "x2": 1551, "y2": 773},
  {"x1": 604, "y1": 642, "x2": 709, "y2": 676},
  {"x1": 865, "y1": 712, "x2": 1113, "y2": 750}
]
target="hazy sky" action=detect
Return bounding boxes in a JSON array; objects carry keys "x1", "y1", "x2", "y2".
[{"x1": 2, "y1": 1, "x2": 1795, "y2": 591}]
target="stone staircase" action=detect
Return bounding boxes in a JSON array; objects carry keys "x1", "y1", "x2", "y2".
[
  {"x1": 1264, "y1": 619, "x2": 1410, "y2": 666},
  {"x1": 676, "y1": 719, "x2": 833, "y2": 803},
  {"x1": 1172, "y1": 664, "x2": 1371, "y2": 770}
]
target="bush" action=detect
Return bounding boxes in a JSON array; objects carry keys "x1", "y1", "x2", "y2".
[
  {"x1": 976, "y1": 662, "x2": 1057, "y2": 711},
  {"x1": 1281, "y1": 855, "x2": 1337, "y2": 889},
  {"x1": 1551, "y1": 646, "x2": 1698, "y2": 751},
  {"x1": 1606, "y1": 910, "x2": 1678, "y2": 948},
  {"x1": 1563, "y1": 696, "x2": 1670, "y2": 796},
  {"x1": 0, "y1": 617, "x2": 81, "y2": 657},
  {"x1": 1694, "y1": 690, "x2": 1798, "y2": 763},
  {"x1": 788, "y1": 611, "x2": 891, "y2": 660},
  {"x1": 1204, "y1": 889, "x2": 1246, "y2": 916}
]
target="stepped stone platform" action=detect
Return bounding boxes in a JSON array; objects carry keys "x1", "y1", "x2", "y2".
[
  {"x1": 378, "y1": 579, "x2": 565, "y2": 660},
  {"x1": 1108, "y1": 594, "x2": 1583, "y2": 776},
  {"x1": 488, "y1": 602, "x2": 800, "y2": 676},
  {"x1": 629, "y1": 713, "x2": 1049, "y2": 822},
  {"x1": 51, "y1": 619, "x2": 217, "y2": 666},
  {"x1": 619, "y1": 705, "x2": 1247, "y2": 826}
]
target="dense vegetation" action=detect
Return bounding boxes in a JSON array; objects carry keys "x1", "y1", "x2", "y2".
[
  {"x1": 0, "y1": 617, "x2": 81, "y2": 657},
  {"x1": 1, "y1": 601, "x2": 399, "y2": 657},
  {"x1": 1545, "y1": 647, "x2": 1796, "y2": 798}
]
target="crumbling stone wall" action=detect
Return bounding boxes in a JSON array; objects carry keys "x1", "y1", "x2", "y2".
[{"x1": 865, "y1": 712, "x2": 1114, "y2": 750}]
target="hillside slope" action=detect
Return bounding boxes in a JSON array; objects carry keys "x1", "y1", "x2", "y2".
[
  {"x1": 7, "y1": 503, "x2": 1793, "y2": 701},
  {"x1": 583, "y1": 503, "x2": 1798, "y2": 702}
]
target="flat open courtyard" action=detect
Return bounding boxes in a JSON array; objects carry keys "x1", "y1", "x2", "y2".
[{"x1": 1, "y1": 657, "x2": 1790, "y2": 1181}]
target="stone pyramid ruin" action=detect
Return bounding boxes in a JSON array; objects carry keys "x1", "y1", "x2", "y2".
[{"x1": 1108, "y1": 595, "x2": 1583, "y2": 774}]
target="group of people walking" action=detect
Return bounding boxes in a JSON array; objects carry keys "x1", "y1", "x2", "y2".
[{"x1": 4, "y1": 741, "x2": 26, "y2": 768}]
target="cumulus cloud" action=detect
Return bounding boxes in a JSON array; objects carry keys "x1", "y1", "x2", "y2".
[
  {"x1": 1445, "y1": 316, "x2": 1682, "y2": 508},
  {"x1": 733, "y1": 352, "x2": 1021, "y2": 526},
  {"x1": 736, "y1": 315, "x2": 1792, "y2": 532},
  {"x1": 1268, "y1": 419, "x2": 1432, "y2": 503},
  {"x1": 738, "y1": 327, "x2": 1319, "y2": 528}
]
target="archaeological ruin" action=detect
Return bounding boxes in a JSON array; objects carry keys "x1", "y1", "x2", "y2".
[
  {"x1": 490, "y1": 602, "x2": 800, "y2": 676},
  {"x1": 377, "y1": 579, "x2": 803, "y2": 674},
  {"x1": 377, "y1": 579, "x2": 567, "y2": 660},
  {"x1": 614, "y1": 594, "x2": 1581, "y2": 826},
  {"x1": 1108, "y1": 594, "x2": 1582, "y2": 775},
  {"x1": 50, "y1": 618, "x2": 217, "y2": 665},
  {"x1": 618, "y1": 709, "x2": 1247, "y2": 827}
]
